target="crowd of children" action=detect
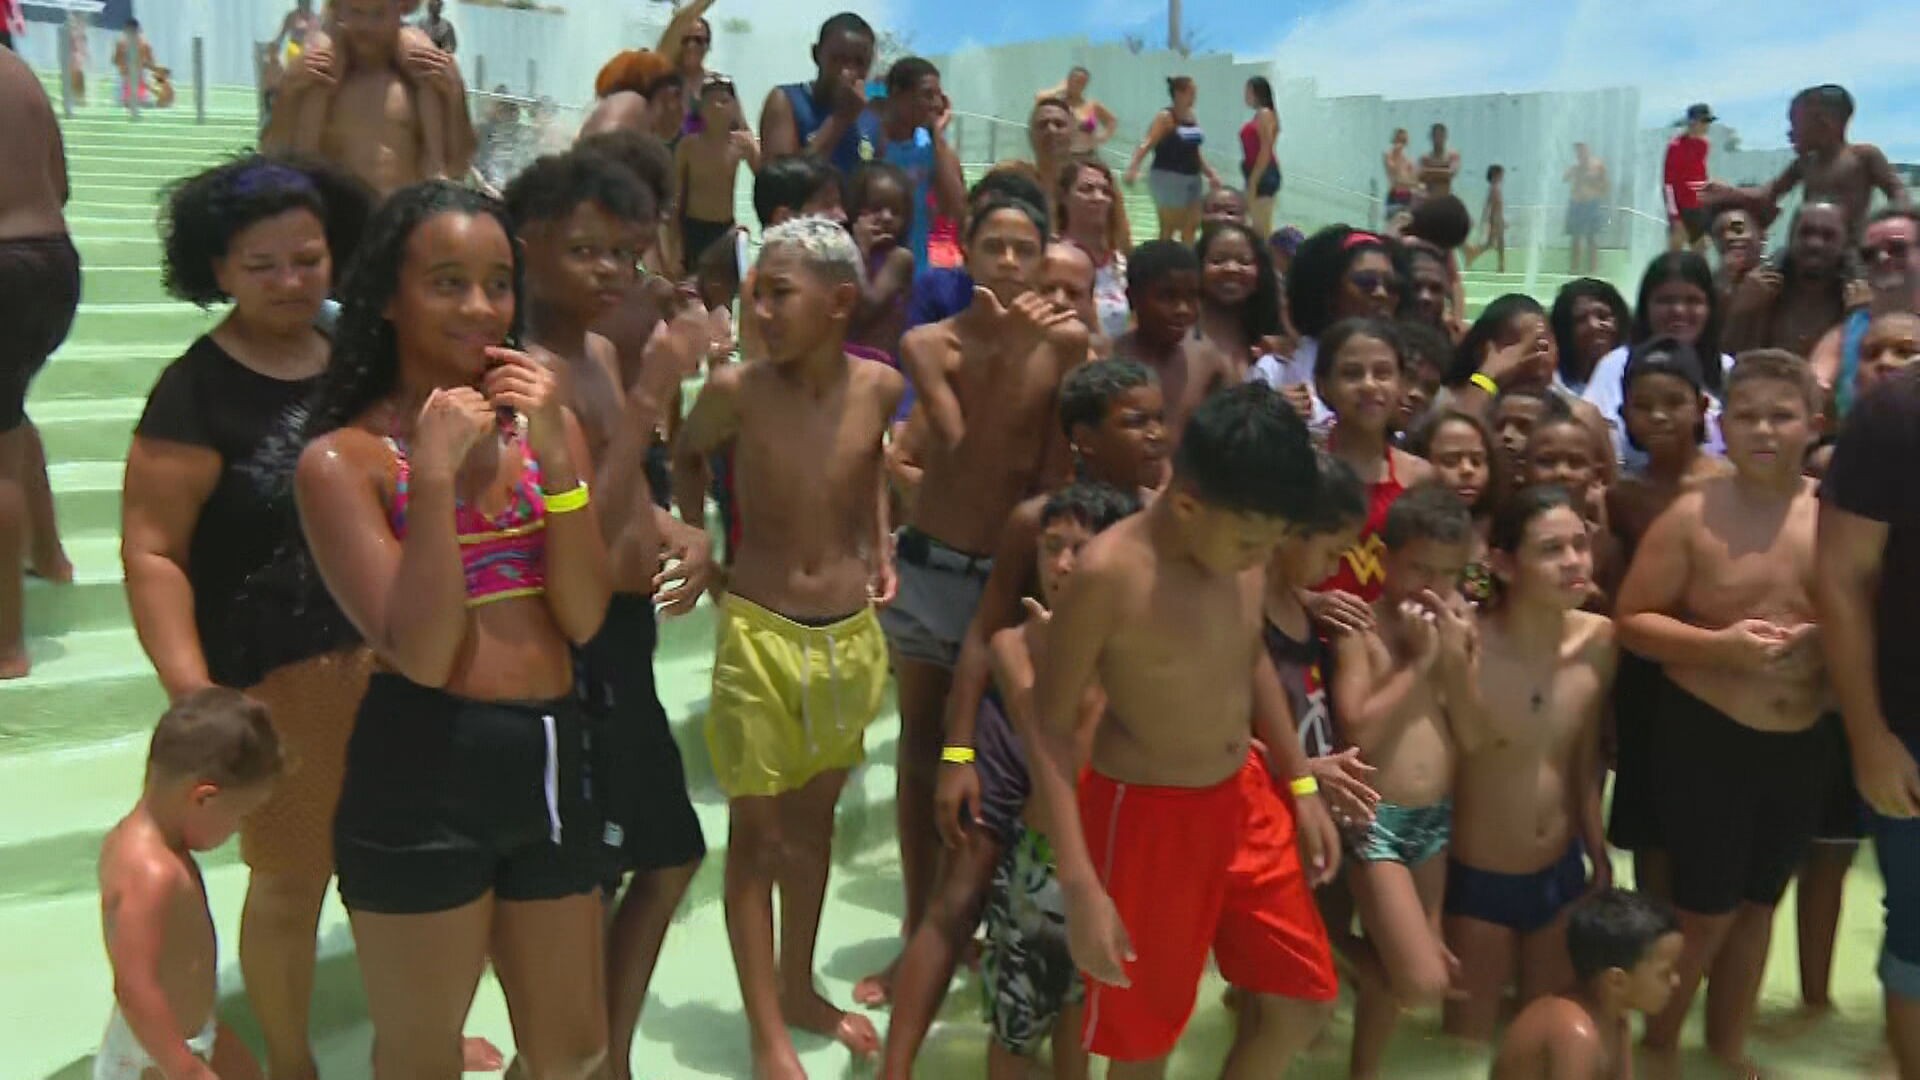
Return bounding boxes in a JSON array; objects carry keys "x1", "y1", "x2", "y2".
[{"x1": 32, "y1": 4, "x2": 1920, "y2": 1078}]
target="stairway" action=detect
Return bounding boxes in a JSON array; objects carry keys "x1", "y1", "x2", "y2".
[{"x1": 0, "y1": 81, "x2": 1890, "y2": 1080}]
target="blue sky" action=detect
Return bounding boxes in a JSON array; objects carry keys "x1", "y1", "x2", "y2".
[{"x1": 863, "y1": 0, "x2": 1920, "y2": 161}]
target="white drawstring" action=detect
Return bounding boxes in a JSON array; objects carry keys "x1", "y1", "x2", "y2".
[{"x1": 541, "y1": 713, "x2": 561, "y2": 845}]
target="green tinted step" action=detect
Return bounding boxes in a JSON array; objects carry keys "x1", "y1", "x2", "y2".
[
  {"x1": 66, "y1": 302, "x2": 219, "y2": 347},
  {"x1": 31, "y1": 346, "x2": 173, "y2": 403},
  {"x1": 1, "y1": 628, "x2": 166, "y2": 751},
  {"x1": 77, "y1": 264, "x2": 168, "y2": 304},
  {"x1": 31, "y1": 397, "x2": 142, "y2": 462},
  {"x1": 71, "y1": 235, "x2": 163, "y2": 267},
  {"x1": 64, "y1": 215, "x2": 169, "y2": 240},
  {"x1": 21, "y1": 533, "x2": 124, "y2": 637},
  {"x1": 48, "y1": 460, "x2": 122, "y2": 538},
  {"x1": 64, "y1": 199, "x2": 164, "y2": 223}
]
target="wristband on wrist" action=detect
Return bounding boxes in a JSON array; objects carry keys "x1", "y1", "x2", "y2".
[
  {"x1": 544, "y1": 482, "x2": 590, "y2": 514},
  {"x1": 1289, "y1": 775, "x2": 1320, "y2": 798},
  {"x1": 1468, "y1": 372, "x2": 1499, "y2": 396},
  {"x1": 940, "y1": 746, "x2": 976, "y2": 765}
]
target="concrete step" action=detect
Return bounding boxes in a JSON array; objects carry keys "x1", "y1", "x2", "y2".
[
  {"x1": 31, "y1": 344, "x2": 174, "y2": 403},
  {"x1": 64, "y1": 214, "x2": 178, "y2": 240},
  {"x1": 32, "y1": 397, "x2": 142, "y2": 464},
  {"x1": 63, "y1": 198, "x2": 166, "y2": 223},
  {"x1": 49, "y1": 460, "x2": 122, "y2": 538},
  {"x1": 3, "y1": 627, "x2": 166, "y2": 752},
  {"x1": 22, "y1": 535, "x2": 128, "y2": 640},
  {"x1": 70, "y1": 235, "x2": 163, "y2": 268},
  {"x1": 76, "y1": 265, "x2": 171, "y2": 305},
  {"x1": 64, "y1": 302, "x2": 219, "y2": 347}
]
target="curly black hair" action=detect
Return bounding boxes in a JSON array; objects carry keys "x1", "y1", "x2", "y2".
[
  {"x1": 574, "y1": 130, "x2": 675, "y2": 213},
  {"x1": 1039, "y1": 481, "x2": 1142, "y2": 534},
  {"x1": 1058, "y1": 358, "x2": 1156, "y2": 438},
  {"x1": 1285, "y1": 224, "x2": 1407, "y2": 339},
  {"x1": 752, "y1": 154, "x2": 843, "y2": 228},
  {"x1": 160, "y1": 153, "x2": 374, "y2": 307},
  {"x1": 1197, "y1": 221, "x2": 1281, "y2": 346},
  {"x1": 301, "y1": 182, "x2": 524, "y2": 443},
  {"x1": 503, "y1": 148, "x2": 655, "y2": 230},
  {"x1": 847, "y1": 161, "x2": 916, "y2": 233}
]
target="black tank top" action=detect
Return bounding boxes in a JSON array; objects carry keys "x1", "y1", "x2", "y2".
[{"x1": 1151, "y1": 111, "x2": 1205, "y2": 175}]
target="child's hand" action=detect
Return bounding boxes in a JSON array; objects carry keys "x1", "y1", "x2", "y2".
[
  {"x1": 1064, "y1": 880, "x2": 1136, "y2": 987},
  {"x1": 482, "y1": 348, "x2": 568, "y2": 463},
  {"x1": 653, "y1": 522, "x2": 715, "y2": 618},
  {"x1": 934, "y1": 762, "x2": 983, "y2": 848},
  {"x1": 1714, "y1": 618, "x2": 1792, "y2": 672},
  {"x1": 1291, "y1": 787, "x2": 1343, "y2": 887},
  {"x1": 1279, "y1": 382, "x2": 1316, "y2": 422},
  {"x1": 1399, "y1": 599, "x2": 1441, "y2": 669},
  {"x1": 1303, "y1": 588, "x2": 1373, "y2": 636},
  {"x1": 852, "y1": 212, "x2": 892, "y2": 255},
  {"x1": 869, "y1": 552, "x2": 899, "y2": 608},
  {"x1": 1020, "y1": 597, "x2": 1052, "y2": 626},
  {"x1": 1422, "y1": 589, "x2": 1476, "y2": 668},
  {"x1": 412, "y1": 386, "x2": 494, "y2": 482},
  {"x1": 1309, "y1": 747, "x2": 1380, "y2": 827}
]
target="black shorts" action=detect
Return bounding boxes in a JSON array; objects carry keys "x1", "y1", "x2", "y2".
[
  {"x1": 1606, "y1": 650, "x2": 1666, "y2": 852},
  {"x1": 973, "y1": 691, "x2": 1031, "y2": 846},
  {"x1": 1813, "y1": 713, "x2": 1865, "y2": 843},
  {"x1": 681, "y1": 216, "x2": 735, "y2": 266},
  {"x1": 576, "y1": 593, "x2": 706, "y2": 883},
  {"x1": 1652, "y1": 679, "x2": 1833, "y2": 916},
  {"x1": 0, "y1": 235, "x2": 81, "y2": 432},
  {"x1": 334, "y1": 673, "x2": 602, "y2": 914},
  {"x1": 1241, "y1": 162, "x2": 1282, "y2": 198},
  {"x1": 1675, "y1": 207, "x2": 1708, "y2": 244}
]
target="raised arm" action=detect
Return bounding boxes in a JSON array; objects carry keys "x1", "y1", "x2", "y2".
[
  {"x1": 656, "y1": 0, "x2": 718, "y2": 59},
  {"x1": 1090, "y1": 100, "x2": 1119, "y2": 147},
  {"x1": 671, "y1": 361, "x2": 743, "y2": 529},
  {"x1": 899, "y1": 323, "x2": 965, "y2": 448},
  {"x1": 120, "y1": 439, "x2": 222, "y2": 701},
  {"x1": 102, "y1": 863, "x2": 214, "y2": 1080},
  {"x1": 1328, "y1": 621, "x2": 1433, "y2": 754},
  {"x1": 931, "y1": 107, "x2": 966, "y2": 221}
]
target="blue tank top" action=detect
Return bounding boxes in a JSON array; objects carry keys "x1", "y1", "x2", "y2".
[
  {"x1": 780, "y1": 81, "x2": 882, "y2": 176},
  {"x1": 1151, "y1": 111, "x2": 1205, "y2": 175}
]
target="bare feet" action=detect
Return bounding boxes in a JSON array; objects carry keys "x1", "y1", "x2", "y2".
[
  {"x1": 852, "y1": 956, "x2": 899, "y2": 1008},
  {"x1": 24, "y1": 552, "x2": 71, "y2": 584},
  {"x1": 0, "y1": 644, "x2": 28, "y2": 680},
  {"x1": 750, "y1": 1042, "x2": 808, "y2": 1080},
  {"x1": 782, "y1": 987, "x2": 880, "y2": 1058},
  {"x1": 462, "y1": 1037, "x2": 505, "y2": 1072}
]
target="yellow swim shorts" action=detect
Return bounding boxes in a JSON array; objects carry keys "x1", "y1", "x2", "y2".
[{"x1": 706, "y1": 594, "x2": 889, "y2": 799}]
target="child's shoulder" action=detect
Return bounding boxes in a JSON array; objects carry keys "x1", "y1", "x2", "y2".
[
  {"x1": 1567, "y1": 609, "x2": 1615, "y2": 661},
  {"x1": 98, "y1": 817, "x2": 191, "y2": 892},
  {"x1": 1510, "y1": 993, "x2": 1606, "y2": 1053}
]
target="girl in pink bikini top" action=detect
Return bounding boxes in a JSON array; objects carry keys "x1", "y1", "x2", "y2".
[{"x1": 386, "y1": 418, "x2": 550, "y2": 605}]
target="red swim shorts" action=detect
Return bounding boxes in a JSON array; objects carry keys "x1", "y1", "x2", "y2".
[{"x1": 1077, "y1": 752, "x2": 1338, "y2": 1061}]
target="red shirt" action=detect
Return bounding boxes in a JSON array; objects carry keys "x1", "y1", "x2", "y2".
[{"x1": 1663, "y1": 134, "x2": 1709, "y2": 215}]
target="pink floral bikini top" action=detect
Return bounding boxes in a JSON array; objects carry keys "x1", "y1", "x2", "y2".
[{"x1": 386, "y1": 428, "x2": 548, "y2": 607}]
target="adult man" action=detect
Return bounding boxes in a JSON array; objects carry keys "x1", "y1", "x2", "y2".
[
  {"x1": 1811, "y1": 208, "x2": 1919, "y2": 417},
  {"x1": 1418, "y1": 123, "x2": 1460, "y2": 200},
  {"x1": 0, "y1": 48, "x2": 80, "y2": 679},
  {"x1": 873, "y1": 57, "x2": 965, "y2": 268},
  {"x1": 1818, "y1": 363, "x2": 1920, "y2": 1080},
  {"x1": 1664, "y1": 103, "x2": 1714, "y2": 252},
  {"x1": 418, "y1": 0, "x2": 456, "y2": 54},
  {"x1": 1565, "y1": 142, "x2": 1609, "y2": 274},
  {"x1": 759, "y1": 12, "x2": 881, "y2": 176},
  {"x1": 1707, "y1": 85, "x2": 1908, "y2": 242},
  {"x1": 1723, "y1": 200, "x2": 1851, "y2": 360}
]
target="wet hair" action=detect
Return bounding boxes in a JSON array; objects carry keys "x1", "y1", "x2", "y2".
[
  {"x1": 1489, "y1": 483, "x2": 1576, "y2": 555},
  {"x1": 818, "y1": 12, "x2": 876, "y2": 44},
  {"x1": 1631, "y1": 251, "x2": 1724, "y2": 394},
  {"x1": 760, "y1": 216, "x2": 863, "y2": 288},
  {"x1": 1792, "y1": 84, "x2": 1854, "y2": 124},
  {"x1": 1059, "y1": 359, "x2": 1158, "y2": 437},
  {"x1": 1549, "y1": 278, "x2": 1632, "y2": 386},
  {"x1": 885, "y1": 56, "x2": 938, "y2": 97},
  {"x1": 1568, "y1": 889, "x2": 1680, "y2": 985},
  {"x1": 503, "y1": 149, "x2": 654, "y2": 231},
  {"x1": 1406, "y1": 195, "x2": 1472, "y2": 251},
  {"x1": 848, "y1": 161, "x2": 915, "y2": 231},
  {"x1": 1246, "y1": 76, "x2": 1275, "y2": 111},
  {"x1": 1166, "y1": 76, "x2": 1195, "y2": 101},
  {"x1": 147, "y1": 687, "x2": 283, "y2": 789},
  {"x1": 161, "y1": 154, "x2": 374, "y2": 306},
  {"x1": 1173, "y1": 384, "x2": 1319, "y2": 519},
  {"x1": 967, "y1": 195, "x2": 1048, "y2": 242},
  {"x1": 1286, "y1": 225, "x2": 1406, "y2": 338},
  {"x1": 753, "y1": 155, "x2": 843, "y2": 228},
  {"x1": 975, "y1": 162, "x2": 1048, "y2": 210},
  {"x1": 1315, "y1": 316, "x2": 1405, "y2": 382},
  {"x1": 1446, "y1": 293, "x2": 1547, "y2": 386},
  {"x1": 1040, "y1": 482, "x2": 1142, "y2": 534},
  {"x1": 1486, "y1": 164, "x2": 1504, "y2": 183},
  {"x1": 1197, "y1": 222, "x2": 1281, "y2": 344},
  {"x1": 301, "y1": 183, "x2": 523, "y2": 443},
  {"x1": 1127, "y1": 239, "x2": 1200, "y2": 294},
  {"x1": 574, "y1": 130, "x2": 675, "y2": 214},
  {"x1": 594, "y1": 49, "x2": 675, "y2": 99},
  {"x1": 1726, "y1": 348, "x2": 1820, "y2": 412},
  {"x1": 1406, "y1": 409, "x2": 1501, "y2": 511},
  {"x1": 1382, "y1": 481, "x2": 1474, "y2": 552},
  {"x1": 1301, "y1": 451, "x2": 1368, "y2": 536}
]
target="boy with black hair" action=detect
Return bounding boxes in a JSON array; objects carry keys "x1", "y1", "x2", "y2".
[
  {"x1": 504, "y1": 149, "x2": 715, "y2": 1080},
  {"x1": 903, "y1": 163, "x2": 1051, "y2": 331},
  {"x1": 672, "y1": 217, "x2": 904, "y2": 1075},
  {"x1": 860, "y1": 193, "x2": 1087, "y2": 1004},
  {"x1": 753, "y1": 154, "x2": 847, "y2": 229},
  {"x1": 1706, "y1": 84, "x2": 1909, "y2": 241},
  {"x1": 1030, "y1": 383, "x2": 1341, "y2": 1077},
  {"x1": 1617, "y1": 349, "x2": 1828, "y2": 1076},
  {"x1": 1492, "y1": 889, "x2": 1684, "y2": 1079},
  {"x1": 95, "y1": 689, "x2": 282, "y2": 1080},
  {"x1": 1113, "y1": 239, "x2": 1234, "y2": 441},
  {"x1": 875, "y1": 56, "x2": 965, "y2": 267},
  {"x1": 759, "y1": 12, "x2": 881, "y2": 173}
]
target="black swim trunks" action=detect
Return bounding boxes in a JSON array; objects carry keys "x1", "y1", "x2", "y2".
[
  {"x1": 973, "y1": 688, "x2": 1031, "y2": 846},
  {"x1": 1606, "y1": 650, "x2": 1666, "y2": 852},
  {"x1": 334, "y1": 673, "x2": 603, "y2": 914},
  {"x1": 576, "y1": 592, "x2": 706, "y2": 885},
  {"x1": 0, "y1": 234, "x2": 81, "y2": 432},
  {"x1": 1652, "y1": 678, "x2": 1832, "y2": 915}
]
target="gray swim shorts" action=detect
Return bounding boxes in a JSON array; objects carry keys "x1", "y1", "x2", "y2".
[{"x1": 878, "y1": 528, "x2": 992, "y2": 668}]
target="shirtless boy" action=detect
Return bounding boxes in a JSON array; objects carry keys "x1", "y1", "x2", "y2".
[
  {"x1": 677, "y1": 74, "x2": 760, "y2": 266},
  {"x1": 1706, "y1": 84, "x2": 1909, "y2": 240},
  {"x1": 866, "y1": 195, "x2": 1087, "y2": 1000},
  {"x1": 504, "y1": 150, "x2": 715, "y2": 1080},
  {"x1": 95, "y1": 689, "x2": 280, "y2": 1080},
  {"x1": 1384, "y1": 129, "x2": 1419, "y2": 217},
  {"x1": 1615, "y1": 350, "x2": 1828, "y2": 1076},
  {"x1": 266, "y1": 0, "x2": 475, "y2": 197},
  {"x1": 1444, "y1": 484, "x2": 1614, "y2": 1042},
  {"x1": 671, "y1": 218, "x2": 903, "y2": 1076},
  {"x1": 1330, "y1": 483, "x2": 1476, "y2": 1079},
  {"x1": 1030, "y1": 384, "x2": 1341, "y2": 1078},
  {"x1": 1491, "y1": 889, "x2": 1684, "y2": 1080},
  {"x1": 1419, "y1": 124, "x2": 1461, "y2": 201},
  {"x1": 1112, "y1": 240, "x2": 1234, "y2": 442}
]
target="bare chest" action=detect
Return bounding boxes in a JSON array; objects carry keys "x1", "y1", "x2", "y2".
[{"x1": 1683, "y1": 505, "x2": 1816, "y2": 623}]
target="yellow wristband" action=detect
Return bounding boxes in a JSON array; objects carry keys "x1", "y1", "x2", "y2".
[
  {"x1": 1468, "y1": 372, "x2": 1499, "y2": 396},
  {"x1": 940, "y1": 746, "x2": 976, "y2": 765},
  {"x1": 543, "y1": 482, "x2": 590, "y2": 515},
  {"x1": 1289, "y1": 775, "x2": 1320, "y2": 798}
]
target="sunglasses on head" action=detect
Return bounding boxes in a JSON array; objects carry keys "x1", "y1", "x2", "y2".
[{"x1": 1348, "y1": 270, "x2": 1403, "y2": 295}]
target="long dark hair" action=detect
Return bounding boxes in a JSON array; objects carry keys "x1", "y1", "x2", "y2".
[
  {"x1": 1246, "y1": 76, "x2": 1274, "y2": 111},
  {"x1": 1197, "y1": 221, "x2": 1281, "y2": 346},
  {"x1": 1631, "y1": 251, "x2": 1723, "y2": 395},
  {"x1": 1549, "y1": 278, "x2": 1631, "y2": 388},
  {"x1": 1286, "y1": 224, "x2": 1407, "y2": 339},
  {"x1": 301, "y1": 182, "x2": 524, "y2": 442}
]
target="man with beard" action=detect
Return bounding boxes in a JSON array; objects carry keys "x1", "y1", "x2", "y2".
[
  {"x1": 1812, "y1": 208, "x2": 1919, "y2": 421},
  {"x1": 1724, "y1": 200, "x2": 1852, "y2": 360}
]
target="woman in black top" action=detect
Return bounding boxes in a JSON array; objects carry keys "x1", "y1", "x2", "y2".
[
  {"x1": 1123, "y1": 76, "x2": 1221, "y2": 244},
  {"x1": 120, "y1": 154, "x2": 373, "y2": 1080}
]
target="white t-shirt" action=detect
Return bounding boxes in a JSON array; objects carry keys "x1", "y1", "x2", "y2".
[
  {"x1": 1579, "y1": 344, "x2": 1734, "y2": 474},
  {"x1": 1248, "y1": 336, "x2": 1334, "y2": 430}
]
